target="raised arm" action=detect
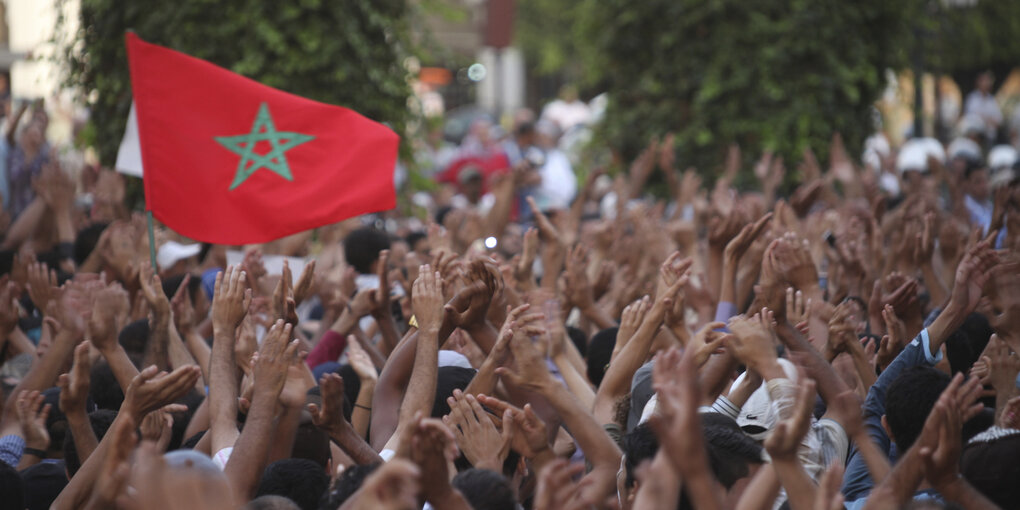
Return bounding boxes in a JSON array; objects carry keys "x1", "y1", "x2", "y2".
[
  {"x1": 380, "y1": 266, "x2": 446, "y2": 452},
  {"x1": 208, "y1": 266, "x2": 251, "y2": 456}
]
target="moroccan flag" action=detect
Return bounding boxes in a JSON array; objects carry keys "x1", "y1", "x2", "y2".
[{"x1": 125, "y1": 33, "x2": 399, "y2": 244}]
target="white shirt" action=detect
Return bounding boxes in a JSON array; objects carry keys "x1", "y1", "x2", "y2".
[{"x1": 535, "y1": 149, "x2": 577, "y2": 211}]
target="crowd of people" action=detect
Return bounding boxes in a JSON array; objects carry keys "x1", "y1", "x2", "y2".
[{"x1": 1, "y1": 83, "x2": 1020, "y2": 510}]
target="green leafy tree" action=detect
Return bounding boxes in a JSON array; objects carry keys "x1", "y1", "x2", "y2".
[
  {"x1": 569, "y1": 0, "x2": 923, "y2": 179},
  {"x1": 58, "y1": 0, "x2": 415, "y2": 169}
]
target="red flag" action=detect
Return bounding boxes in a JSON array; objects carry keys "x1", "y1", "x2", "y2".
[{"x1": 125, "y1": 33, "x2": 399, "y2": 244}]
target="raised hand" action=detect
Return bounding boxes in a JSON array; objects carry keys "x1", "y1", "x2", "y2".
[
  {"x1": 211, "y1": 266, "x2": 251, "y2": 334},
  {"x1": 139, "y1": 405, "x2": 184, "y2": 453},
  {"x1": 307, "y1": 372, "x2": 349, "y2": 435},
  {"x1": 346, "y1": 459, "x2": 421, "y2": 510},
  {"x1": 444, "y1": 390, "x2": 513, "y2": 471},
  {"x1": 533, "y1": 459, "x2": 591, "y2": 510},
  {"x1": 252, "y1": 320, "x2": 299, "y2": 399},
  {"x1": 476, "y1": 394, "x2": 550, "y2": 459},
  {"x1": 57, "y1": 341, "x2": 92, "y2": 415},
  {"x1": 139, "y1": 264, "x2": 170, "y2": 320},
  {"x1": 16, "y1": 390, "x2": 52, "y2": 451},
  {"x1": 347, "y1": 336, "x2": 379, "y2": 383},
  {"x1": 766, "y1": 232, "x2": 819, "y2": 295},
  {"x1": 948, "y1": 238, "x2": 998, "y2": 316},
  {"x1": 764, "y1": 378, "x2": 817, "y2": 461},
  {"x1": 170, "y1": 275, "x2": 196, "y2": 336},
  {"x1": 87, "y1": 284, "x2": 130, "y2": 351},
  {"x1": 292, "y1": 259, "x2": 317, "y2": 307},
  {"x1": 687, "y1": 321, "x2": 728, "y2": 367},
  {"x1": 495, "y1": 324, "x2": 555, "y2": 392},
  {"x1": 727, "y1": 309, "x2": 782, "y2": 379},
  {"x1": 122, "y1": 364, "x2": 201, "y2": 420},
  {"x1": 412, "y1": 265, "x2": 445, "y2": 332},
  {"x1": 26, "y1": 261, "x2": 60, "y2": 312}
]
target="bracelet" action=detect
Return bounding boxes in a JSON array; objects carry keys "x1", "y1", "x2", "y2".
[
  {"x1": 354, "y1": 404, "x2": 372, "y2": 411},
  {"x1": 23, "y1": 447, "x2": 46, "y2": 458}
]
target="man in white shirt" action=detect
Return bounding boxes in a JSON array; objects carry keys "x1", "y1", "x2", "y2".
[{"x1": 964, "y1": 71, "x2": 1002, "y2": 143}]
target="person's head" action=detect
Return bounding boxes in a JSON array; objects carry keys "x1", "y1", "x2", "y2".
[
  {"x1": 20, "y1": 460, "x2": 68, "y2": 510},
  {"x1": 343, "y1": 227, "x2": 391, "y2": 275},
  {"x1": 514, "y1": 121, "x2": 535, "y2": 147},
  {"x1": 117, "y1": 319, "x2": 150, "y2": 363},
  {"x1": 405, "y1": 231, "x2": 428, "y2": 255},
  {"x1": 0, "y1": 460, "x2": 25, "y2": 510},
  {"x1": 245, "y1": 495, "x2": 300, "y2": 510},
  {"x1": 977, "y1": 71, "x2": 994, "y2": 94},
  {"x1": 73, "y1": 223, "x2": 109, "y2": 266},
  {"x1": 619, "y1": 423, "x2": 659, "y2": 507},
  {"x1": 451, "y1": 469, "x2": 517, "y2": 510},
  {"x1": 944, "y1": 313, "x2": 993, "y2": 376},
  {"x1": 162, "y1": 273, "x2": 210, "y2": 320},
  {"x1": 587, "y1": 327, "x2": 618, "y2": 387},
  {"x1": 21, "y1": 122, "x2": 44, "y2": 153},
  {"x1": 291, "y1": 422, "x2": 331, "y2": 470},
  {"x1": 319, "y1": 463, "x2": 380, "y2": 510},
  {"x1": 64, "y1": 409, "x2": 116, "y2": 477},
  {"x1": 89, "y1": 360, "x2": 125, "y2": 410},
  {"x1": 883, "y1": 366, "x2": 951, "y2": 450},
  {"x1": 964, "y1": 164, "x2": 990, "y2": 202},
  {"x1": 432, "y1": 366, "x2": 476, "y2": 418},
  {"x1": 256, "y1": 459, "x2": 330, "y2": 510},
  {"x1": 458, "y1": 166, "x2": 484, "y2": 202}
]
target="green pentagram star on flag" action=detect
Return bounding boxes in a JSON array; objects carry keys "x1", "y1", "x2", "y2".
[{"x1": 214, "y1": 102, "x2": 315, "y2": 190}]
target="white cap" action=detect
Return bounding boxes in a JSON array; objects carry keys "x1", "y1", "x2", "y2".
[
  {"x1": 438, "y1": 350, "x2": 474, "y2": 370},
  {"x1": 156, "y1": 241, "x2": 201, "y2": 270},
  {"x1": 957, "y1": 114, "x2": 986, "y2": 138},
  {"x1": 947, "y1": 137, "x2": 982, "y2": 162},
  {"x1": 896, "y1": 139, "x2": 930, "y2": 175},
  {"x1": 988, "y1": 145, "x2": 1018, "y2": 170},
  {"x1": 730, "y1": 358, "x2": 800, "y2": 440}
]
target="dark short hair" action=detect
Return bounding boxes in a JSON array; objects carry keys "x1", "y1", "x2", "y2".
[
  {"x1": 73, "y1": 223, "x2": 109, "y2": 265},
  {"x1": 343, "y1": 227, "x2": 391, "y2": 274},
  {"x1": 405, "y1": 231, "x2": 427, "y2": 250},
  {"x1": 161, "y1": 273, "x2": 204, "y2": 303},
  {"x1": 319, "y1": 463, "x2": 380, "y2": 510},
  {"x1": 885, "y1": 366, "x2": 951, "y2": 451},
  {"x1": 451, "y1": 469, "x2": 517, "y2": 510},
  {"x1": 0, "y1": 460, "x2": 25, "y2": 510},
  {"x1": 433, "y1": 366, "x2": 476, "y2": 419},
  {"x1": 256, "y1": 459, "x2": 329, "y2": 510},
  {"x1": 117, "y1": 319, "x2": 150, "y2": 362},
  {"x1": 291, "y1": 422, "x2": 331, "y2": 469},
  {"x1": 587, "y1": 327, "x2": 618, "y2": 388},
  {"x1": 64, "y1": 409, "x2": 117, "y2": 477},
  {"x1": 89, "y1": 361, "x2": 125, "y2": 411},
  {"x1": 566, "y1": 326, "x2": 588, "y2": 358},
  {"x1": 623, "y1": 423, "x2": 659, "y2": 487}
]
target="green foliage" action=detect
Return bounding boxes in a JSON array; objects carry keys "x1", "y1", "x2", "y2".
[
  {"x1": 566, "y1": 0, "x2": 923, "y2": 180},
  {"x1": 933, "y1": 1, "x2": 1020, "y2": 78},
  {"x1": 515, "y1": 0, "x2": 586, "y2": 80},
  {"x1": 58, "y1": 0, "x2": 415, "y2": 169}
]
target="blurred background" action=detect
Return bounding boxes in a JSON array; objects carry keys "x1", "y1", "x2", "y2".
[{"x1": 3, "y1": 0, "x2": 1020, "y2": 194}]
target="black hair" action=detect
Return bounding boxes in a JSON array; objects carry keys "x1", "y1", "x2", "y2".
[
  {"x1": 702, "y1": 413, "x2": 764, "y2": 488},
  {"x1": 117, "y1": 319, "x2": 150, "y2": 363},
  {"x1": 73, "y1": 222, "x2": 109, "y2": 265},
  {"x1": 963, "y1": 160, "x2": 987, "y2": 180},
  {"x1": 343, "y1": 227, "x2": 391, "y2": 274},
  {"x1": 181, "y1": 430, "x2": 205, "y2": 450},
  {"x1": 434, "y1": 205, "x2": 454, "y2": 227},
  {"x1": 291, "y1": 422, "x2": 331, "y2": 469},
  {"x1": 514, "y1": 121, "x2": 535, "y2": 138},
  {"x1": 337, "y1": 364, "x2": 361, "y2": 422},
  {"x1": 319, "y1": 463, "x2": 380, "y2": 510},
  {"x1": 623, "y1": 423, "x2": 659, "y2": 488},
  {"x1": 405, "y1": 231, "x2": 427, "y2": 251},
  {"x1": 168, "y1": 391, "x2": 204, "y2": 451},
  {"x1": 161, "y1": 273, "x2": 204, "y2": 304},
  {"x1": 64, "y1": 409, "x2": 117, "y2": 477},
  {"x1": 587, "y1": 327, "x2": 618, "y2": 388},
  {"x1": 256, "y1": 459, "x2": 329, "y2": 510},
  {"x1": 451, "y1": 469, "x2": 517, "y2": 510},
  {"x1": 89, "y1": 360, "x2": 125, "y2": 411},
  {"x1": 885, "y1": 366, "x2": 951, "y2": 450},
  {"x1": 433, "y1": 366, "x2": 477, "y2": 418},
  {"x1": 0, "y1": 460, "x2": 25, "y2": 510},
  {"x1": 566, "y1": 326, "x2": 588, "y2": 358},
  {"x1": 944, "y1": 313, "x2": 992, "y2": 376}
]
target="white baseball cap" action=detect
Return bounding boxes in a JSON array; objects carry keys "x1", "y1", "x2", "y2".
[{"x1": 156, "y1": 241, "x2": 201, "y2": 270}]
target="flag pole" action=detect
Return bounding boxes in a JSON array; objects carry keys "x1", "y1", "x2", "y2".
[{"x1": 147, "y1": 210, "x2": 157, "y2": 271}]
